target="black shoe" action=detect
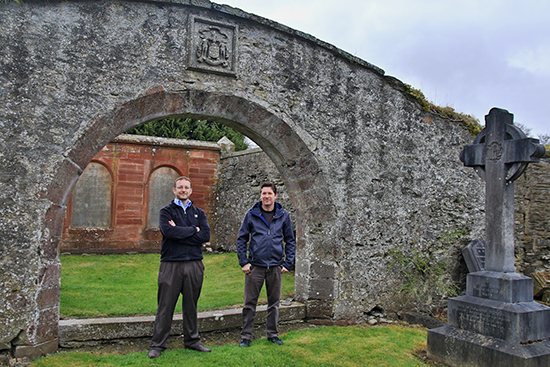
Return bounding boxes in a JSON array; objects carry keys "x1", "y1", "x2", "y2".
[
  {"x1": 187, "y1": 344, "x2": 211, "y2": 352},
  {"x1": 268, "y1": 337, "x2": 284, "y2": 345},
  {"x1": 148, "y1": 349, "x2": 161, "y2": 359},
  {"x1": 239, "y1": 339, "x2": 250, "y2": 347}
]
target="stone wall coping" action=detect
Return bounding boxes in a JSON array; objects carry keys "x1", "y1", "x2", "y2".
[
  {"x1": 112, "y1": 134, "x2": 221, "y2": 151},
  {"x1": 221, "y1": 147, "x2": 263, "y2": 160},
  {"x1": 141, "y1": 0, "x2": 385, "y2": 76},
  {"x1": 58, "y1": 301, "x2": 305, "y2": 342}
]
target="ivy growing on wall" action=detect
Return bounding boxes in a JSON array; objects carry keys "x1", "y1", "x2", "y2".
[{"x1": 389, "y1": 229, "x2": 466, "y2": 313}]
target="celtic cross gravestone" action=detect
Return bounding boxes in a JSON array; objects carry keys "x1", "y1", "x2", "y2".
[{"x1": 428, "y1": 108, "x2": 550, "y2": 367}]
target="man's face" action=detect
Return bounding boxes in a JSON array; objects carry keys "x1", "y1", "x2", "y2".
[
  {"x1": 173, "y1": 179, "x2": 192, "y2": 202},
  {"x1": 260, "y1": 187, "x2": 277, "y2": 209}
]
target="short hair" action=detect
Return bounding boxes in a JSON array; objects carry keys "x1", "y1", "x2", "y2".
[
  {"x1": 261, "y1": 182, "x2": 277, "y2": 194},
  {"x1": 174, "y1": 176, "x2": 192, "y2": 188}
]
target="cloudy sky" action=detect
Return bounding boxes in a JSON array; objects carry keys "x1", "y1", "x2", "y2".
[{"x1": 218, "y1": 0, "x2": 549, "y2": 137}]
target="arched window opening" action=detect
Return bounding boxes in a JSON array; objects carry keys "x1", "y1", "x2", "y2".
[
  {"x1": 147, "y1": 166, "x2": 180, "y2": 228},
  {"x1": 70, "y1": 162, "x2": 112, "y2": 228}
]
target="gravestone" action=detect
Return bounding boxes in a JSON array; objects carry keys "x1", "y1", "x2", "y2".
[
  {"x1": 428, "y1": 108, "x2": 550, "y2": 367},
  {"x1": 462, "y1": 239, "x2": 486, "y2": 273}
]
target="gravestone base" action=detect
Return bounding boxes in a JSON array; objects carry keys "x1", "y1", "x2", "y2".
[
  {"x1": 448, "y1": 295, "x2": 550, "y2": 342},
  {"x1": 428, "y1": 271, "x2": 550, "y2": 366},
  {"x1": 428, "y1": 325, "x2": 550, "y2": 367}
]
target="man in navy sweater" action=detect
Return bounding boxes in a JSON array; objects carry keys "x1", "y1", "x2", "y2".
[
  {"x1": 237, "y1": 182, "x2": 296, "y2": 347},
  {"x1": 149, "y1": 176, "x2": 211, "y2": 359}
]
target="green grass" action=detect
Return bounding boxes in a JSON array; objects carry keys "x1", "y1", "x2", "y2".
[
  {"x1": 31, "y1": 325, "x2": 429, "y2": 367},
  {"x1": 60, "y1": 253, "x2": 295, "y2": 318}
]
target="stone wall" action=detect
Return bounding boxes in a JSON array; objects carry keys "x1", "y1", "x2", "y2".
[
  {"x1": 217, "y1": 149, "x2": 550, "y2": 310},
  {"x1": 515, "y1": 156, "x2": 550, "y2": 275}
]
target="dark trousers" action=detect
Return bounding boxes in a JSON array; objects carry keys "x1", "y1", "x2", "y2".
[
  {"x1": 241, "y1": 265, "x2": 282, "y2": 340},
  {"x1": 150, "y1": 260, "x2": 204, "y2": 351}
]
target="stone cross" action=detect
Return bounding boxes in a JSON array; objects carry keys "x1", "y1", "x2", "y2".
[{"x1": 460, "y1": 108, "x2": 546, "y2": 272}]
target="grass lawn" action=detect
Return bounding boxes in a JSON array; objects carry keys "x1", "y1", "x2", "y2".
[
  {"x1": 60, "y1": 252, "x2": 295, "y2": 318},
  {"x1": 32, "y1": 325, "x2": 429, "y2": 367},
  {"x1": 46, "y1": 253, "x2": 432, "y2": 366}
]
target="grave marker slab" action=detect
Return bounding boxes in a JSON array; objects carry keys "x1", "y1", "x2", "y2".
[
  {"x1": 427, "y1": 108, "x2": 549, "y2": 367},
  {"x1": 462, "y1": 239, "x2": 485, "y2": 273}
]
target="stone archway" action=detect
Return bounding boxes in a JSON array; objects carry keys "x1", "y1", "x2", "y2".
[
  {"x1": 0, "y1": 0, "x2": 485, "y2": 360},
  {"x1": 57, "y1": 87, "x2": 334, "y2": 301}
]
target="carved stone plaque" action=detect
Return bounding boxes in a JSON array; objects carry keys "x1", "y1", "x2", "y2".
[{"x1": 188, "y1": 16, "x2": 237, "y2": 76}]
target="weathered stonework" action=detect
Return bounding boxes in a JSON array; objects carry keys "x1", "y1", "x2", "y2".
[
  {"x1": 515, "y1": 157, "x2": 550, "y2": 275},
  {"x1": 1, "y1": 0, "x2": 530, "y2": 359}
]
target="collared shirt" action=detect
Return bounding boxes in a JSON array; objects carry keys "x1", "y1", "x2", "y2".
[{"x1": 174, "y1": 199, "x2": 192, "y2": 212}]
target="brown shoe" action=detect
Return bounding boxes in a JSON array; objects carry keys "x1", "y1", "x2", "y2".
[
  {"x1": 148, "y1": 349, "x2": 162, "y2": 359},
  {"x1": 187, "y1": 344, "x2": 211, "y2": 352}
]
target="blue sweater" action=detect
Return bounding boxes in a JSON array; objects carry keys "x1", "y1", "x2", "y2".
[{"x1": 158, "y1": 201, "x2": 210, "y2": 262}]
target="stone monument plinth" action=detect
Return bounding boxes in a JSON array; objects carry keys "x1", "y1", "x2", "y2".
[{"x1": 428, "y1": 108, "x2": 550, "y2": 366}]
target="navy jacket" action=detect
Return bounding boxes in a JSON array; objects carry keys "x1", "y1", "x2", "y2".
[
  {"x1": 159, "y1": 201, "x2": 210, "y2": 262},
  {"x1": 237, "y1": 202, "x2": 296, "y2": 270}
]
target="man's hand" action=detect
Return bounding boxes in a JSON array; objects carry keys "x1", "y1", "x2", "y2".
[
  {"x1": 281, "y1": 266, "x2": 289, "y2": 274},
  {"x1": 242, "y1": 263, "x2": 251, "y2": 274},
  {"x1": 168, "y1": 220, "x2": 199, "y2": 232}
]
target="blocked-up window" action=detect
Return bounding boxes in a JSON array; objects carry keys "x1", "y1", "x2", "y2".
[
  {"x1": 71, "y1": 162, "x2": 112, "y2": 228},
  {"x1": 147, "y1": 167, "x2": 180, "y2": 228}
]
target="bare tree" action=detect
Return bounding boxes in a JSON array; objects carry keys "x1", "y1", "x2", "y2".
[{"x1": 538, "y1": 134, "x2": 550, "y2": 145}]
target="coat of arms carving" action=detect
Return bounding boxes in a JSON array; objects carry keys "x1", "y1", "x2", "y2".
[{"x1": 189, "y1": 17, "x2": 237, "y2": 75}]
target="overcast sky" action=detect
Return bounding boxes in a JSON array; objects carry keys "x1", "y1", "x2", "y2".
[{"x1": 218, "y1": 0, "x2": 549, "y2": 137}]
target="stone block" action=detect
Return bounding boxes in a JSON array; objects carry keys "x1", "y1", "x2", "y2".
[
  {"x1": 428, "y1": 325, "x2": 550, "y2": 367},
  {"x1": 136, "y1": 92, "x2": 167, "y2": 123},
  {"x1": 166, "y1": 92, "x2": 184, "y2": 115},
  {"x1": 448, "y1": 295, "x2": 550, "y2": 343},
  {"x1": 111, "y1": 100, "x2": 138, "y2": 135},
  {"x1": 41, "y1": 237, "x2": 61, "y2": 262},
  {"x1": 305, "y1": 299, "x2": 333, "y2": 319},
  {"x1": 530, "y1": 271, "x2": 550, "y2": 297},
  {"x1": 39, "y1": 263, "x2": 61, "y2": 288},
  {"x1": 36, "y1": 286, "x2": 60, "y2": 309},
  {"x1": 13, "y1": 339, "x2": 58, "y2": 360},
  {"x1": 66, "y1": 115, "x2": 111, "y2": 170},
  {"x1": 43, "y1": 158, "x2": 83, "y2": 206},
  {"x1": 467, "y1": 271, "x2": 534, "y2": 303},
  {"x1": 34, "y1": 308, "x2": 59, "y2": 344},
  {"x1": 310, "y1": 261, "x2": 335, "y2": 278},
  {"x1": 463, "y1": 238, "x2": 485, "y2": 272},
  {"x1": 43, "y1": 204, "x2": 66, "y2": 240},
  {"x1": 309, "y1": 279, "x2": 335, "y2": 300}
]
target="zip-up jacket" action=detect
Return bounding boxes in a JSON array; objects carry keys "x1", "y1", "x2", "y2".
[
  {"x1": 237, "y1": 201, "x2": 296, "y2": 270},
  {"x1": 159, "y1": 200, "x2": 210, "y2": 262}
]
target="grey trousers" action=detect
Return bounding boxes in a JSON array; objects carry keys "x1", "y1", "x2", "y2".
[
  {"x1": 241, "y1": 265, "x2": 282, "y2": 340},
  {"x1": 150, "y1": 260, "x2": 204, "y2": 351}
]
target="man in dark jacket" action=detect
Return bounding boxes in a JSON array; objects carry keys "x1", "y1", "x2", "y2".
[
  {"x1": 149, "y1": 176, "x2": 211, "y2": 359},
  {"x1": 237, "y1": 182, "x2": 296, "y2": 347}
]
